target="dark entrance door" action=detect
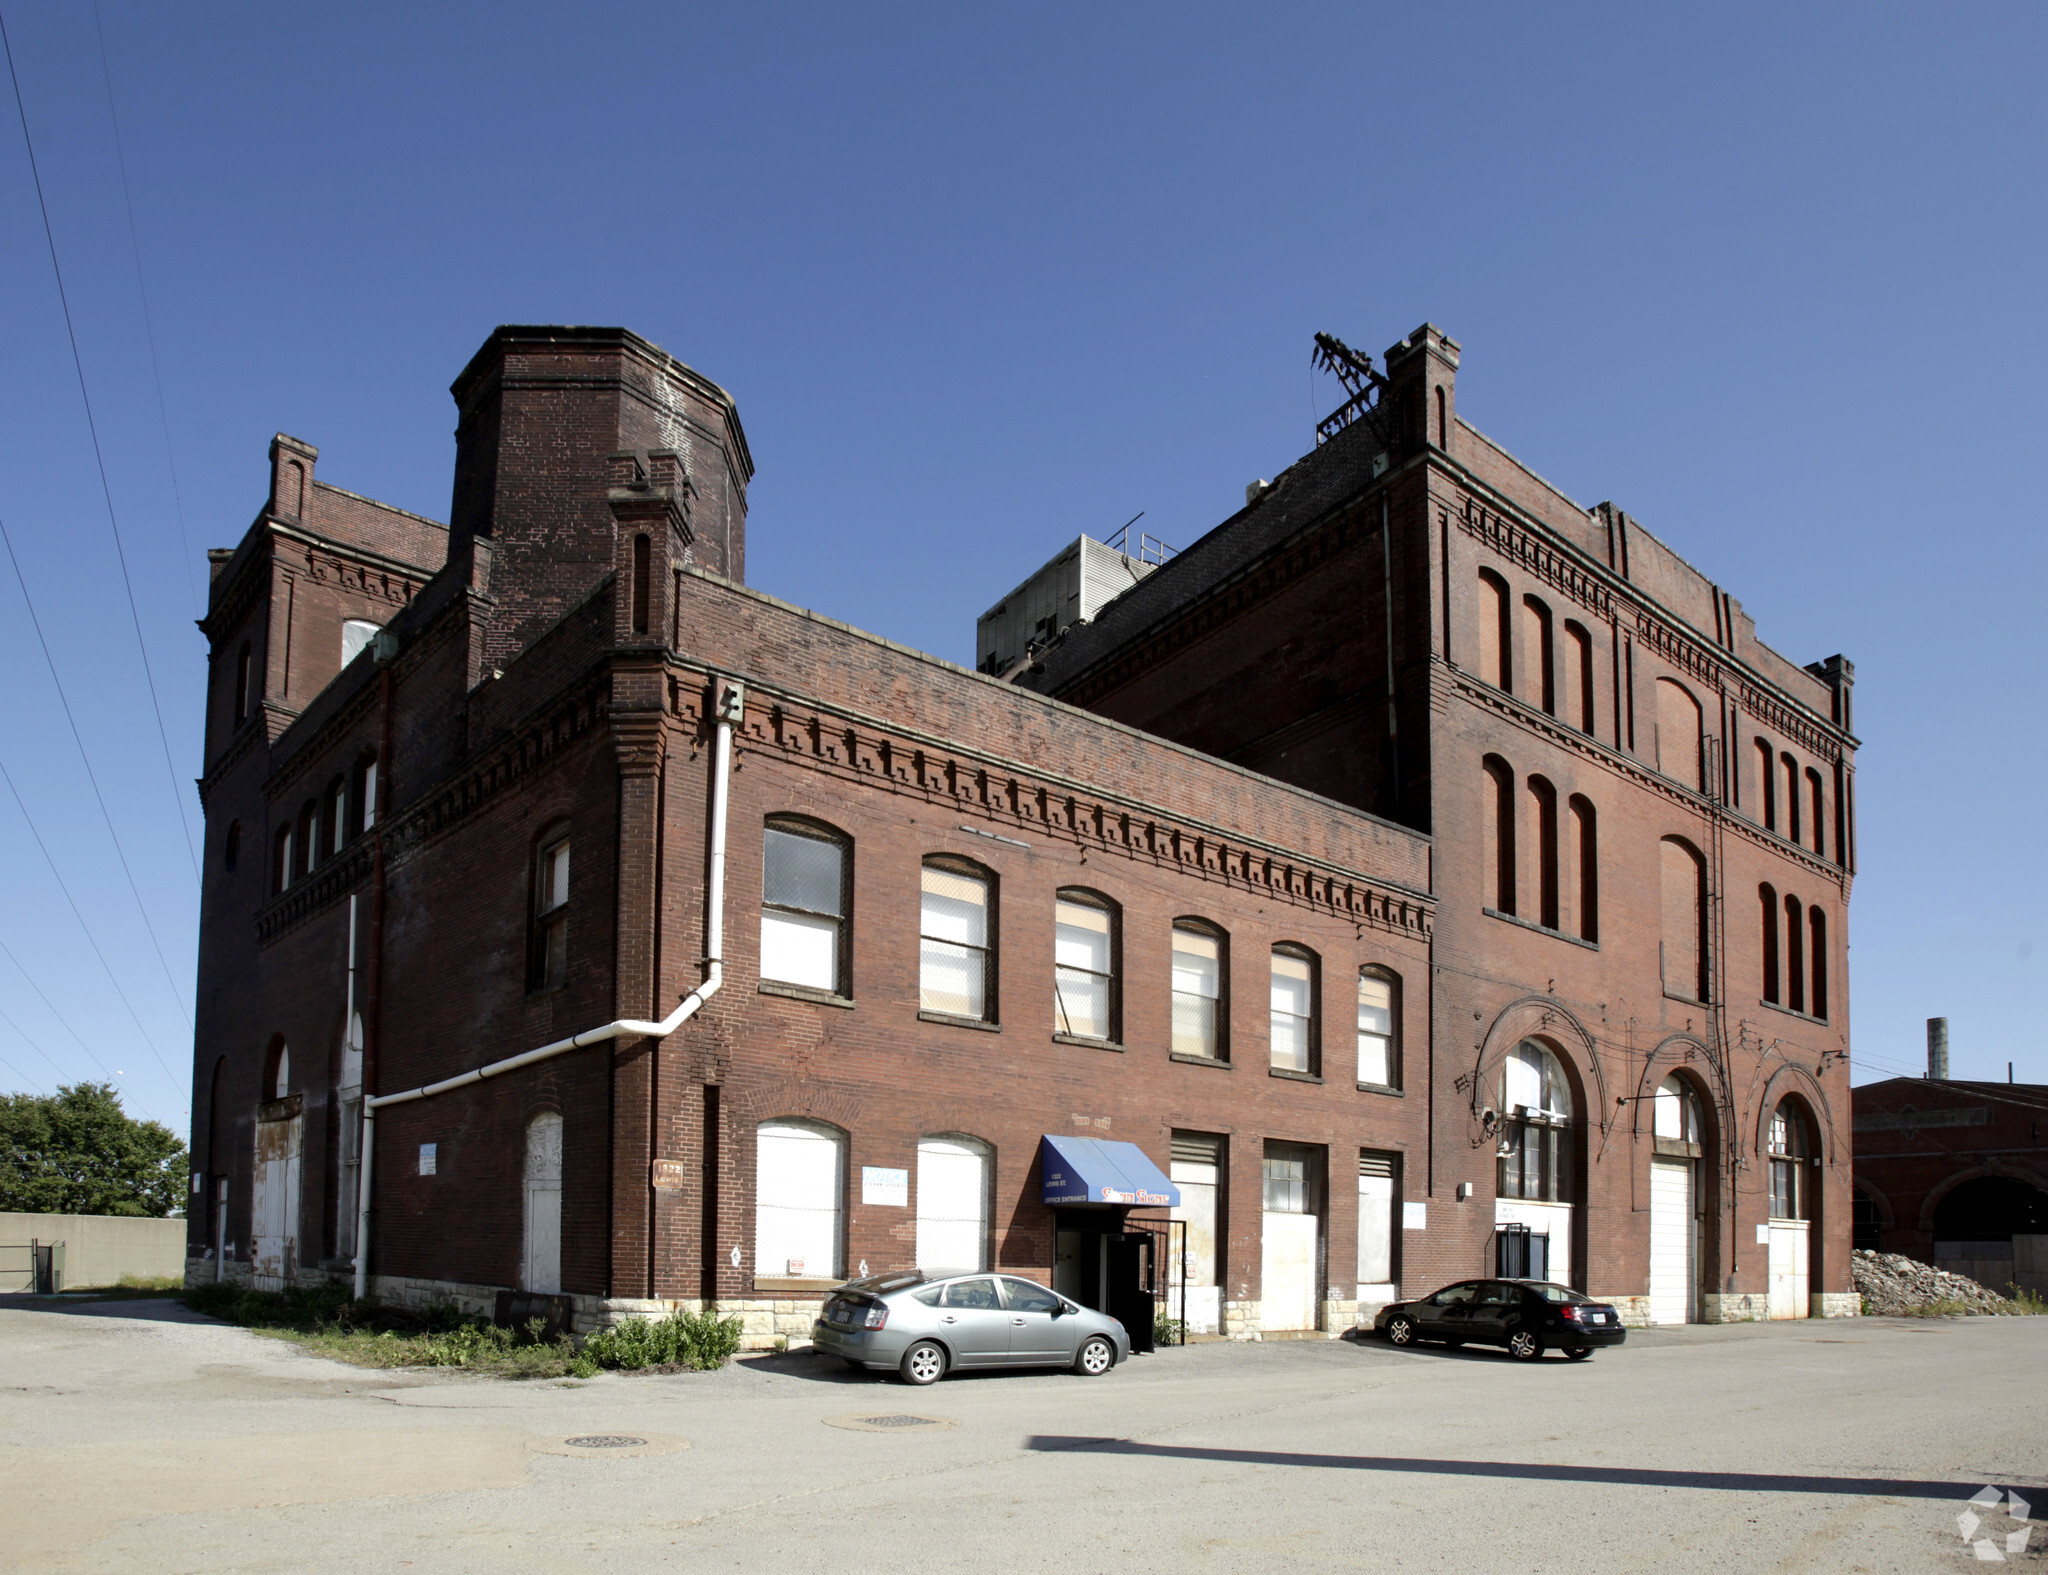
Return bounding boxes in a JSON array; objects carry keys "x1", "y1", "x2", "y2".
[
  {"x1": 1053, "y1": 1210, "x2": 1156, "y2": 1353},
  {"x1": 1106, "y1": 1233, "x2": 1155, "y2": 1354}
]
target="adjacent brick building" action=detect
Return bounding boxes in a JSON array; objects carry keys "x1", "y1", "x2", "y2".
[{"x1": 187, "y1": 322, "x2": 1858, "y2": 1342}]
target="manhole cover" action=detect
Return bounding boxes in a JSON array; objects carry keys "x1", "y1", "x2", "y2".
[
  {"x1": 821, "y1": 1412, "x2": 958, "y2": 1433},
  {"x1": 530, "y1": 1432, "x2": 689, "y2": 1458},
  {"x1": 564, "y1": 1435, "x2": 649, "y2": 1449}
]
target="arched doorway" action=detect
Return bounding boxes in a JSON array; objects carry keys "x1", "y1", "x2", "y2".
[
  {"x1": 1648, "y1": 1075, "x2": 1706, "y2": 1324},
  {"x1": 521, "y1": 1113, "x2": 563, "y2": 1294},
  {"x1": 1495, "y1": 1040, "x2": 1579, "y2": 1284},
  {"x1": 1766, "y1": 1099, "x2": 1819, "y2": 1319},
  {"x1": 1932, "y1": 1175, "x2": 2048, "y2": 1292},
  {"x1": 251, "y1": 1039, "x2": 301, "y2": 1291}
]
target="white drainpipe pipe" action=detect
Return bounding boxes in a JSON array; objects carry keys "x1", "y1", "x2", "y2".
[{"x1": 351, "y1": 686, "x2": 738, "y2": 1302}]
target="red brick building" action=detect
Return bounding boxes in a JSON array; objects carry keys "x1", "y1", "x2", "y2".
[{"x1": 186, "y1": 322, "x2": 1857, "y2": 1340}]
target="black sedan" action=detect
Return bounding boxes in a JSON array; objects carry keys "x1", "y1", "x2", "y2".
[{"x1": 1373, "y1": 1279, "x2": 1627, "y2": 1361}]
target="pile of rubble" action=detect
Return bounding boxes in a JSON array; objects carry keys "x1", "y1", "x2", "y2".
[{"x1": 1852, "y1": 1249, "x2": 2017, "y2": 1316}]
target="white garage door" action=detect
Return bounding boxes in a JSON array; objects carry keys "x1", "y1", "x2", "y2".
[{"x1": 1647, "y1": 1159, "x2": 1694, "y2": 1325}]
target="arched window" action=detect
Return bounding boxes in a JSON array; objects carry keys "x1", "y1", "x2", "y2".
[
  {"x1": 1755, "y1": 738, "x2": 1776, "y2": 830},
  {"x1": 1171, "y1": 921, "x2": 1225, "y2": 1061},
  {"x1": 234, "y1": 642, "x2": 253, "y2": 721},
  {"x1": 272, "y1": 825, "x2": 294, "y2": 895},
  {"x1": 325, "y1": 778, "x2": 347, "y2": 857},
  {"x1": 1568, "y1": 794, "x2": 1598, "y2": 942},
  {"x1": 1527, "y1": 775, "x2": 1559, "y2": 930},
  {"x1": 341, "y1": 619, "x2": 381, "y2": 668},
  {"x1": 1783, "y1": 893, "x2": 1805, "y2": 1012},
  {"x1": 1522, "y1": 595, "x2": 1554, "y2": 714},
  {"x1": 297, "y1": 801, "x2": 318, "y2": 876},
  {"x1": 1655, "y1": 679, "x2": 1703, "y2": 790},
  {"x1": 754, "y1": 1121, "x2": 844, "y2": 1280},
  {"x1": 1563, "y1": 620, "x2": 1595, "y2": 734},
  {"x1": 223, "y1": 821, "x2": 240, "y2": 874},
  {"x1": 521, "y1": 1111, "x2": 563, "y2": 1294},
  {"x1": 349, "y1": 752, "x2": 379, "y2": 838},
  {"x1": 920, "y1": 859, "x2": 994, "y2": 1021},
  {"x1": 1768, "y1": 1102, "x2": 1812, "y2": 1220},
  {"x1": 1435, "y1": 385, "x2": 1448, "y2": 449},
  {"x1": 1660, "y1": 837, "x2": 1708, "y2": 1003},
  {"x1": 1498, "y1": 1040, "x2": 1573, "y2": 1202},
  {"x1": 1808, "y1": 907, "x2": 1828, "y2": 1021},
  {"x1": 1759, "y1": 884, "x2": 1780, "y2": 1003},
  {"x1": 761, "y1": 817, "x2": 850, "y2": 996},
  {"x1": 1653, "y1": 1075, "x2": 1703, "y2": 1143},
  {"x1": 1477, "y1": 570, "x2": 1511, "y2": 691},
  {"x1": 1053, "y1": 889, "x2": 1117, "y2": 1042},
  {"x1": 529, "y1": 828, "x2": 571, "y2": 993},
  {"x1": 1268, "y1": 945, "x2": 1318, "y2": 1074},
  {"x1": 1356, "y1": 967, "x2": 1399, "y2": 1089},
  {"x1": 1781, "y1": 754, "x2": 1801, "y2": 844},
  {"x1": 1482, "y1": 754, "x2": 1516, "y2": 915},
  {"x1": 264, "y1": 1037, "x2": 291, "y2": 1100},
  {"x1": 915, "y1": 1135, "x2": 990, "y2": 1272},
  {"x1": 1805, "y1": 768, "x2": 1826, "y2": 858}
]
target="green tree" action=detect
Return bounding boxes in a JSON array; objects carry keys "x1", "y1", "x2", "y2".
[{"x1": 0, "y1": 1083, "x2": 187, "y2": 1217}]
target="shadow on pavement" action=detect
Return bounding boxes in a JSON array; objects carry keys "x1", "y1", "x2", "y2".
[
  {"x1": 0, "y1": 1295, "x2": 212, "y2": 1324},
  {"x1": 1026, "y1": 1435, "x2": 2040, "y2": 1502}
]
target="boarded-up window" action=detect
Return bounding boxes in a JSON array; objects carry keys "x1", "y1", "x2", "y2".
[
  {"x1": 754, "y1": 1122, "x2": 843, "y2": 1279},
  {"x1": 1522, "y1": 596, "x2": 1554, "y2": 713},
  {"x1": 1809, "y1": 907, "x2": 1828, "y2": 1020},
  {"x1": 1358, "y1": 1151, "x2": 1397, "y2": 1285},
  {"x1": 1660, "y1": 837, "x2": 1708, "y2": 1002},
  {"x1": 1568, "y1": 794, "x2": 1598, "y2": 943},
  {"x1": 1528, "y1": 775, "x2": 1559, "y2": 930},
  {"x1": 1477, "y1": 570, "x2": 1511, "y2": 690},
  {"x1": 1170, "y1": 1132, "x2": 1222, "y2": 1289},
  {"x1": 915, "y1": 1137, "x2": 989, "y2": 1272},
  {"x1": 1482, "y1": 755, "x2": 1516, "y2": 914},
  {"x1": 521, "y1": 1112, "x2": 562, "y2": 1295},
  {"x1": 1655, "y1": 679, "x2": 1703, "y2": 790},
  {"x1": 1563, "y1": 620, "x2": 1595, "y2": 734},
  {"x1": 1760, "y1": 884, "x2": 1780, "y2": 1003}
]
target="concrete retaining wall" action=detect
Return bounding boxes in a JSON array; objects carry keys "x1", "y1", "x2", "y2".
[{"x1": 0, "y1": 1213, "x2": 186, "y2": 1292}]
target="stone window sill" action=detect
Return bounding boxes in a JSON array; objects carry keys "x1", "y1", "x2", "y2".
[
  {"x1": 1483, "y1": 907, "x2": 1599, "y2": 951},
  {"x1": 1759, "y1": 998, "x2": 1829, "y2": 1026},
  {"x1": 759, "y1": 980, "x2": 855, "y2": 1009},
  {"x1": 1269, "y1": 1066, "x2": 1323, "y2": 1084},
  {"x1": 1357, "y1": 1081, "x2": 1405, "y2": 1097},
  {"x1": 1663, "y1": 989, "x2": 1713, "y2": 1008},
  {"x1": 752, "y1": 1276, "x2": 844, "y2": 1293},
  {"x1": 918, "y1": 1010, "x2": 1001, "y2": 1033},
  {"x1": 1053, "y1": 1032, "x2": 1124, "y2": 1052},
  {"x1": 1170, "y1": 1051, "x2": 1233, "y2": 1070}
]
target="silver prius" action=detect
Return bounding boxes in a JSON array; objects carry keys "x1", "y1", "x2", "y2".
[{"x1": 811, "y1": 1270, "x2": 1131, "y2": 1385}]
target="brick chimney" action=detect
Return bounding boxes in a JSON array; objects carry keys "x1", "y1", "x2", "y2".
[
  {"x1": 269, "y1": 434, "x2": 317, "y2": 522},
  {"x1": 446, "y1": 326, "x2": 752, "y2": 662},
  {"x1": 1382, "y1": 323, "x2": 1461, "y2": 460}
]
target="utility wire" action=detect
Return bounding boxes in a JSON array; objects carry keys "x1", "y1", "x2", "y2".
[
  {"x1": 1, "y1": 7, "x2": 201, "y2": 881},
  {"x1": 0, "y1": 930, "x2": 119, "y2": 1083},
  {"x1": 90, "y1": 0, "x2": 200, "y2": 622},
  {"x1": 0, "y1": 755, "x2": 178, "y2": 1089},
  {"x1": 0, "y1": 509, "x2": 193, "y2": 1031},
  {"x1": 0, "y1": 1044, "x2": 46, "y2": 1096},
  {"x1": 0, "y1": 997, "x2": 60, "y2": 1088}
]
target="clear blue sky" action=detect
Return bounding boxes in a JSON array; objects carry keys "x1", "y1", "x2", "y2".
[{"x1": 0, "y1": 1, "x2": 2041, "y2": 1130}]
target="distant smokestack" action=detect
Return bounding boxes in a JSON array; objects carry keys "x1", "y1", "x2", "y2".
[{"x1": 1927, "y1": 1017, "x2": 1949, "y2": 1081}]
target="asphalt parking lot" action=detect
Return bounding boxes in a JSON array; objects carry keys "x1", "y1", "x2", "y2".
[{"x1": 1, "y1": 1298, "x2": 2041, "y2": 1573}]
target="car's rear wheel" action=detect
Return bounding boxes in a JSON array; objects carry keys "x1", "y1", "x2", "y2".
[
  {"x1": 898, "y1": 1340, "x2": 948, "y2": 1386},
  {"x1": 1074, "y1": 1335, "x2": 1115, "y2": 1376},
  {"x1": 1385, "y1": 1315, "x2": 1416, "y2": 1346},
  {"x1": 1507, "y1": 1329, "x2": 1543, "y2": 1361},
  {"x1": 1566, "y1": 1347, "x2": 1594, "y2": 1362}
]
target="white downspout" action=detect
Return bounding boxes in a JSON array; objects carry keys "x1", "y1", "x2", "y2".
[{"x1": 352, "y1": 683, "x2": 738, "y2": 1301}]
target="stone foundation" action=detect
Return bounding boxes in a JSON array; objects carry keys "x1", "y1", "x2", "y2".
[
  {"x1": 1815, "y1": 1291, "x2": 1861, "y2": 1319},
  {"x1": 1222, "y1": 1299, "x2": 1261, "y2": 1340},
  {"x1": 1702, "y1": 1292, "x2": 1768, "y2": 1323},
  {"x1": 1603, "y1": 1294, "x2": 1652, "y2": 1329}
]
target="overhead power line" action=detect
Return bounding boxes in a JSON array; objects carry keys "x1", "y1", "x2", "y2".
[
  {"x1": 91, "y1": 1, "x2": 201, "y2": 622},
  {"x1": 0, "y1": 928, "x2": 119, "y2": 1083},
  {"x1": 1, "y1": 7, "x2": 201, "y2": 882},
  {"x1": 0, "y1": 754, "x2": 179, "y2": 1090},
  {"x1": 0, "y1": 509, "x2": 193, "y2": 1033}
]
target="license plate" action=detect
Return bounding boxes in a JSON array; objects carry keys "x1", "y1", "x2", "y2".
[{"x1": 829, "y1": 1306, "x2": 852, "y2": 1326}]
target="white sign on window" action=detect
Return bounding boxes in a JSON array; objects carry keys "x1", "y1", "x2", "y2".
[
  {"x1": 863, "y1": 1166, "x2": 909, "y2": 1207},
  {"x1": 1402, "y1": 1201, "x2": 1427, "y2": 1231},
  {"x1": 419, "y1": 1143, "x2": 438, "y2": 1176}
]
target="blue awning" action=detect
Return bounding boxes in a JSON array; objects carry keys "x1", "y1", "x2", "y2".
[{"x1": 1039, "y1": 1135, "x2": 1180, "y2": 1208}]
